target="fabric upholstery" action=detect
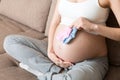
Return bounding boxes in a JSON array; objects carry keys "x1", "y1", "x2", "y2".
[
  {"x1": 0, "y1": 0, "x2": 51, "y2": 32},
  {"x1": 0, "y1": 67, "x2": 36, "y2": 80},
  {"x1": 0, "y1": 54, "x2": 15, "y2": 69}
]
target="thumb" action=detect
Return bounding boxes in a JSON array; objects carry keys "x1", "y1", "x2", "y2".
[
  {"x1": 78, "y1": 26, "x2": 83, "y2": 30},
  {"x1": 68, "y1": 24, "x2": 74, "y2": 28}
]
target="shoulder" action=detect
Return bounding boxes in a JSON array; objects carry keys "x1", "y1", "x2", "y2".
[
  {"x1": 57, "y1": 0, "x2": 60, "y2": 2},
  {"x1": 98, "y1": 0, "x2": 110, "y2": 8},
  {"x1": 107, "y1": 0, "x2": 120, "y2": 25},
  {"x1": 57, "y1": 0, "x2": 61, "y2": 5},
  {"x1": 100, "y1": 0, "x2": 120, "y2": 8},
  {"x1": 109, "y1": 0, "x2": 120, "y2": 8}
]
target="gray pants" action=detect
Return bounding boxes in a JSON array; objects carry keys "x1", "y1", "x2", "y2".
[{"x1": 3, "y1": 35, "x2": 108, "y2": 80}]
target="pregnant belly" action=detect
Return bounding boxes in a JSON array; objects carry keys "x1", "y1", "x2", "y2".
[{"x1": 53, "y1": 24, "x2": 107, "y2": 63}]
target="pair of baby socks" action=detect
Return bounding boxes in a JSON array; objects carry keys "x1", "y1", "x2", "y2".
[
  {"x1": 63, "y1": 27, "x2": 78, "y2": 44},
  {"x1": 56, "y1": 27, "x2": 78, "y2": 44}
]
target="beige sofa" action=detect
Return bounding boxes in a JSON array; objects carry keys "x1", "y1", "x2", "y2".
[{"x1": 0, "y1": 0, "x2": 120, "y2": 80}]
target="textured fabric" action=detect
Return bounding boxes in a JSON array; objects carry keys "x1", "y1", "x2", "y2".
[
  {"x1": 0, "y1": 54, "x2": 15, "y2": 69},
  {"x1": 59, "y1": 0, "x2": 109, "y2": 26},
  {"x1": 0, "y1": 0, "x2": 51, "y2": 32},
  {"x1": 0, "y1": 67, "x2": 36, "y2": 80},
  {"x1": 45, "y1": 0, "x2": 57, "y2": 36},
  {"x1": 19, "y1": 63, "x2": 44, "y2": 77},
  {"x1": 3, "y1": 35, "x2": 62, "y2": 75},
  {"x1": 3, "y1": 35, "x2": 108, "y2": 80}
]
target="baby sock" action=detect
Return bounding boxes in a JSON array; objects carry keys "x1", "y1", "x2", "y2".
[
  {"x1": 56, "y1": 27, "x2": 72, "y2": 41},
  {"x1": 63, "y1": 27, "x2": 78, "y2": 44}
]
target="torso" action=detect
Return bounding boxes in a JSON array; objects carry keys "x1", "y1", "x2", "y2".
[{"x1": 53, "y1": 0, "x2": 109, "y2": 63}]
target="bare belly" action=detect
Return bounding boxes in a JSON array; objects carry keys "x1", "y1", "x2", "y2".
[{"x1": 53, "y1": 24, "x2": 107, "y2": 63}]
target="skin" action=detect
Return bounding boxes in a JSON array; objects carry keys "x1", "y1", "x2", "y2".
[{"x1": 48, "y1": 0, "x2": 120, "y2": 68}]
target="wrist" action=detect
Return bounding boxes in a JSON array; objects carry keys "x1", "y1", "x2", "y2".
[
  {"x1": 48, "y1": 52, "x2": 57, "y2": 59},
  {"x1": 47, "y1": 47, "x2": 54, "y2": 53},
  {"x1": 91, "y1": 24, "x2": 99, "y2": 35}
]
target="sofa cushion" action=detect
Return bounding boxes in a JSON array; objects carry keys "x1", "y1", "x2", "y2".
[
  {"x1": 0, "y1": 0, "x2": 51, "y2": 32},
  {"x1": 0, "y1": 54, "x2": 16, "y2": 69},
  {"x1": 0, "y1": 67, "x2": 36, "y2": 80},
  {"x1": 45, "y1": 0, "x2": 57, "y2": 36}
]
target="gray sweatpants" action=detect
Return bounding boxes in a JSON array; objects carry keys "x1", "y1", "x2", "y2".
[{"x1": 3, "y1": 35, "x2": 108, "y2": 80}]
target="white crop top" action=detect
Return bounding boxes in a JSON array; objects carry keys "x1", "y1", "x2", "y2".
[{"x1": 58, "y1": 0, "x2": 109, "y2": 26}]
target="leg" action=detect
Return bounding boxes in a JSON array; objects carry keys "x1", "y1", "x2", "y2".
[
  {"x1": 3, "y1": 35, "x2": 62, "y2": 73},
  {"x1": 51, "y1": 57, "x2": 108, "y2": 80}
]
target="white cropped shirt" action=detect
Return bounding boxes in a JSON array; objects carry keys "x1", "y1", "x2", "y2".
[{"x1": 58, "y1": 0, "x2": 109, "y2": 26}]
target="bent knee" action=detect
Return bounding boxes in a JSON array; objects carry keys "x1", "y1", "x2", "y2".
[
  {"x1": 4, "y1": 35, "x2": 17, "y2": 45},
  {"x1": 3, "y1": 35, "x2": 22, "y2": 51}
]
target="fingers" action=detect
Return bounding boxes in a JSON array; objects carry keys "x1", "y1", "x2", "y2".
[
  {"x1": 69, "y1": 24, "x2": 82, "y2": 31},
  {"x1": 55, "y1": 59, "x2": 62, "y2": 65},
  {"x1": 69, "y1": 17, "x2": 95, "y2": 32},
  {"x1": 75, "y1": 26, "x2": 83, "y2": 31},
  {"x1": 69, "y1": 18, "x2": 84, "y2": 30},
  {"x1": 56, "y1": 60, "x2": 73, "y2": 68},
  {"x1": 48, "y1": 47, "x2": 74, "y2": 68},
  {"x1": 61, "y1": 61, "x2": 73, "y2": 68},
  {"x1": 63, "y1": 61, "x2": 73, "y2": 67}
]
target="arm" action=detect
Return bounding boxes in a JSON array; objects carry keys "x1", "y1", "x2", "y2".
[
  {"x1": 47, "y1": 0, "x2": 61, "y2": 53},
  {"x1": 94, "y1": 24, "x2": 120, "y2": 41},
  {"x1": 47, "y1": 0, "x2": 61, "y2": 63},
  {"x1": 94, "y1": 0, "x2": 120, "y2": 41},
  {"x1": 47, "y1": 0, "x2": 73, "y2": 68},
  {"x1": 74, "y1": 0, "x2": 120, "y2": 41}
]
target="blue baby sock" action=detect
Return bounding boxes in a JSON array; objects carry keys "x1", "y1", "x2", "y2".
[{"x1": 63, "y1": 27, "x2": 78, "y2": 44}]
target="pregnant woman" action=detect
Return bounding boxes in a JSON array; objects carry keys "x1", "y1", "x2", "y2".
[{"x1": 3, "y1": 0, "x2": 120, "y2": 80}]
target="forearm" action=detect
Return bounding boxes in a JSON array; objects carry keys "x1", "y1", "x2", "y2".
[
  {"x1": 94, "y1": 24, "x2": 120, "y2": 41},
  {"x1": 48, "y1": 25, "x2": 56, "y2": 52},
  {"x1": 48, "y1": 17, "x2": 60, "y2": 52},
  {"x1": 48, "y1": 52, "x2": 59, "y2": 63},
  {"x1": 47, "y1": 0, "x2": 61, "y2": 53}
]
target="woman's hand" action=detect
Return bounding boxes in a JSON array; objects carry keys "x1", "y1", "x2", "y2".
[
  {"x1": 70, "y1": 17, "x2": 98, "y2": 35},
  {"x1": 48, "y1": 51, "x2": 73, "y2": 68},
  {"x1": 56, "y1": 60, "x2": 73, "y2": 68}
]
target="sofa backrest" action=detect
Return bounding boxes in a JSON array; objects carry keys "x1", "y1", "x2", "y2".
[{"x1": 0, "y1": 0, "x2": 52, "y2": 32}]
